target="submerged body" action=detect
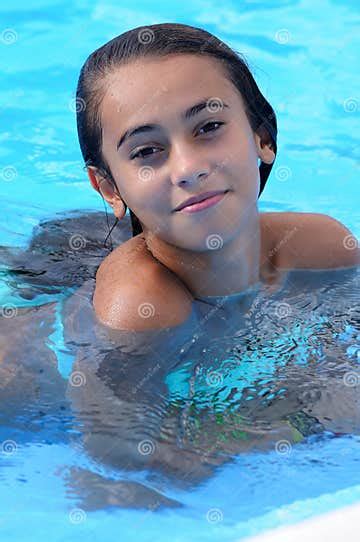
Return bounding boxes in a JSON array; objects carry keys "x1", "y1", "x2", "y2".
[{"x1": 63, "y1": 261, "x2": 360, "y2": 505}]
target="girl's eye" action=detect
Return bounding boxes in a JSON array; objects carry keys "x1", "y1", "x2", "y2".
[
  {"x1": 196, "y1": 121, "x2": 225, "y2": 136},
  {"x1": 130, "y1": 147, "x2": 159, "y2": 160},
  {"x1": 130, "y1": 121, "x2": 225, "y2": 161}
]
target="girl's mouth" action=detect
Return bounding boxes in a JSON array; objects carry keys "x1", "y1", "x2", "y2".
[{"x1": 177, "y1": 191, "x2": 229, "y2": 213}]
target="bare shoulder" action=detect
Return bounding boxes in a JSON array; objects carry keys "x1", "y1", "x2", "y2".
[
  {"x1": 93, "y1": 235, "x2": 193, "y2": 331},
  {"x1": 264, "y1": 211, "x2": 360, "y2": 270},
  {"x1": 92, "y1": 212, "x2": 359, "y2": 330}
]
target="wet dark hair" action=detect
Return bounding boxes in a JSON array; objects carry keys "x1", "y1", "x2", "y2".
[{"x1": 76, "y1": 22, "x2": 277, "y2": 240}]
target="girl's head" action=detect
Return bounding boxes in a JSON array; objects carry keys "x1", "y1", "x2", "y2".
[{"x1": 76, "y1": 23, "x2": 277, "y2": 246}]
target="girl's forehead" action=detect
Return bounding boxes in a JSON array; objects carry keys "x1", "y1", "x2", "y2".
[{"x1": 100, "y1": 56, "x2": 241, "y2": 130}]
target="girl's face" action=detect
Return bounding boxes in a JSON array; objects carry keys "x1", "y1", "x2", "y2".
[{"x1": 95, "y1": 53, "x2": 274, "y2": 250}]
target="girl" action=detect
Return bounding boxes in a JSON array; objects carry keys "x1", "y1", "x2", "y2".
[{"x1": 76, "y1": 23, "x2": 359, "y2": 331}]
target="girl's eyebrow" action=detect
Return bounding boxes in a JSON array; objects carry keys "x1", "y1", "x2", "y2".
[{"x1": 116, "y1": 98, "x2": 230, "y2": 150}]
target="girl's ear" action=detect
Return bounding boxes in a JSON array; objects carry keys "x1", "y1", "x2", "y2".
[
  {"x1": 87, "y1": 166, "x2": 127, "y2": 220},
  {"x1": 254, "y1": 130, "x2": 276, "y2": 165},
  {"x1": 87, "y1": 166, "x2": 117, "y2": 201}
]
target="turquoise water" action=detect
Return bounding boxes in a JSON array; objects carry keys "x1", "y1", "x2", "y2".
[{"x1": 1, "y1": 1, "x2": 360, "y2": 541}]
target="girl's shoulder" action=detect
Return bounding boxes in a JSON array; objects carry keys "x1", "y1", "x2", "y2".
[
  {"x1": 90, "y1": 212, "x2": 359, "y2": 331},
  {"x1": 262, "y1": 211, "x2": 359, "y2": 270}
]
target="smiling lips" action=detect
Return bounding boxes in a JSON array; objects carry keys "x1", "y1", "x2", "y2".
[{"x1": 174, "y1": 190, "x2": 229, "y2": 213}]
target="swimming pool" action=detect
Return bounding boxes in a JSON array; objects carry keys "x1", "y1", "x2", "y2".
[{"x1": 1, "y1": 1, "x2": 359, "y2": 541}]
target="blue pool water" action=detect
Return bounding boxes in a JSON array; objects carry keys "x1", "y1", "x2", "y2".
[{"x1": 1, "y1": 1, "x2": 360, "y2": 541}]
